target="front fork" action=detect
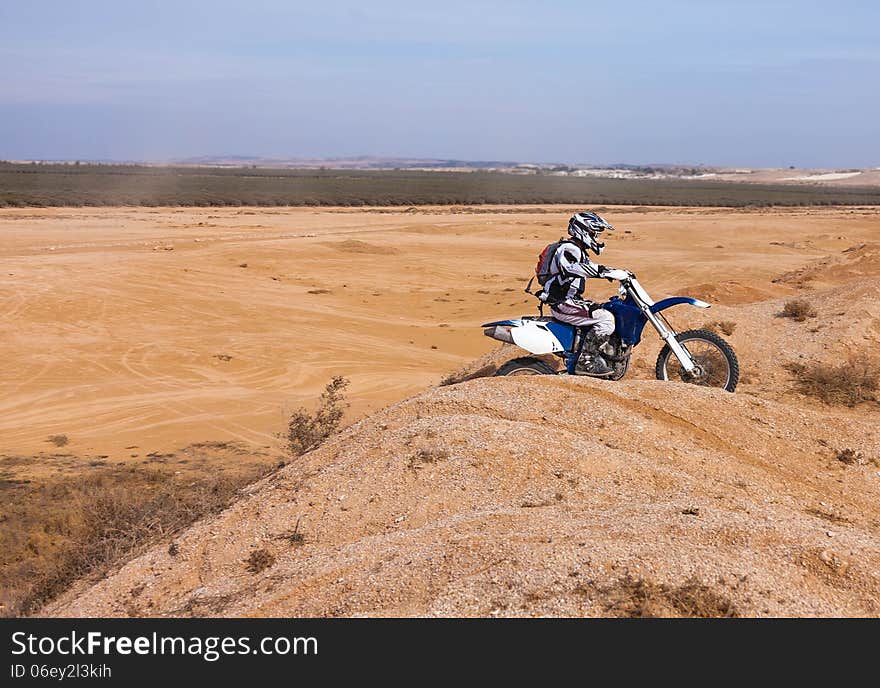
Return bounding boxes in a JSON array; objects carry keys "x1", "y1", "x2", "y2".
[{"x1": 643, "y1": 307, "x2": 698, "y2": 374}]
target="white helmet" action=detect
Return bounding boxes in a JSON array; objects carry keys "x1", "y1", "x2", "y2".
[{"x1": 568, "y1": 211, "x2": 615, "y2": 255}]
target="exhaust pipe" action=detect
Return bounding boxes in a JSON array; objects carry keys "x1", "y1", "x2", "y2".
[{"x1": 483, "y1": 326, "x2": 514, "y2": 344}]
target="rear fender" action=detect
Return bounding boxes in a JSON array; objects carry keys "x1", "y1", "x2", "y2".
[
  {"x1": 481, "y1": 319, "x2": 520, "y2": 327},
  {"x1": 510, "y1": 321, "x2": 566, "y2": 354},
  {"x1": 482, "y1": 319, "x2": 570, "y2": 354}
]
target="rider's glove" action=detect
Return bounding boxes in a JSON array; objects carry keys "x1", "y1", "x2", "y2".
[{"x1": 600, "y1": 268, "x2": 630, "y2": 282}]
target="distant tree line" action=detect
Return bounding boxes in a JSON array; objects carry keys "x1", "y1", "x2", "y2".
[{"x1": 1, "y1": 162, "x2": 878, "y2": 207}]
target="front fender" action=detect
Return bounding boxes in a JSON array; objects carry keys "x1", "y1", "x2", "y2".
[{"x1": 650, "y1": 296, "x2": 710, "y2": 313}]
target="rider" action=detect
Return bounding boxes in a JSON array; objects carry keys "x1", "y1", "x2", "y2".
[{"x1": 538, "y1": 211, "x2": 630, "y2": 376}]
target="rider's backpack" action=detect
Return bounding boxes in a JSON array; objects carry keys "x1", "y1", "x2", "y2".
[{"x1": 535, "y1": 239, "x2": 566, "y2": 286}]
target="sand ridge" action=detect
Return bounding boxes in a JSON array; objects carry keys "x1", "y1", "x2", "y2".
[{"x1": 45, "y1": 374, "x2": 879, "y2": 617}]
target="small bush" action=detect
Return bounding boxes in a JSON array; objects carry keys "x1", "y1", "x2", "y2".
[
  {"x1": 47, "y1": 434, "x2": 69, "y2": 447},
  {"x1": 286, "y1": 377, "x2": 349, "y2": 456},
  {"x1": 664, "y1": 579, "x2": 739, "y2": 618},
  {"x1": 245, "y1": 548, "x2": 275, "y2": 574},
  {"x1": 276, "y1": 518, "x2": 305, "y2": 547},
  {"x1": 836, "y1": 448, "x2": 864, "y2": 465},
  {"x1": 779, "y1": 299, "x2": 817, "y2": 322},
  {"x1": 599, "y1": 575, "x2": 738, "y2": 618},
  {"x1": 407, "y1": 447, "x2": 450, "y2": 470},
  {"x1": 786, "y1": 356, "x2": 879, "y2": 406}
]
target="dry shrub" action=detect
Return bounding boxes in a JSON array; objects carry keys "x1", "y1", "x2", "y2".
[
  {"x1": 665, "y1": 579, "x2": 739, "y2": 618},
  {"x1": 703, "y1": 320, "x2": 736, "y2": 336},
  {"x1": 407, "y1": 447, "x2": 450, "y2": 470},
  {"x1": 245, "y1": 548, "x2": 275, "y2": 574},
  {"x1": 0, "y1": 464, "x2": 269, "y2": 617},
  {"x1": 835, "y1": 448, "x2": 873, "y2": 466},
  {"x1": 779, "y1": 299, "x2": 817, "y2": 322},
  {"x1": 785, "y1": 356, "x2": 879, "y2": 407},
  {"x1": 601, "y1": 575, "x2": 738, "y2": 618},
  {"x1": 286, "y1": 377, "x2": 349, "y2": 456},
  {"x1": 276, "y1": 518, "x2": 305, "y2": 547},
  {"x1": 47, "y1": 434, "x2": 69, "y2": 447}
]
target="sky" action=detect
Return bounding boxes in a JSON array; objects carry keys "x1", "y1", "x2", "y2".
[{"x1": 0, "y1": 1, "x2": 878, "y2": 167}]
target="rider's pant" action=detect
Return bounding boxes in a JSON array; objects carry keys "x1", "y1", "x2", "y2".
[{"x1": 551, "y1": 300, "x2": 615, "y2": 337}]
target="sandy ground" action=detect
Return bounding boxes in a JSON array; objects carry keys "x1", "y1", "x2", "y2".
[
  {"x1": 3, "y1": 204, "x2": 879, "y2": 617},
  {"x1": 1, "y1": 205, "x2": 878, "y2": 476}
]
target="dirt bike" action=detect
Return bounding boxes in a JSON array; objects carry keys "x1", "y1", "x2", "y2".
[{"x1": 482, "y1": 271, "x2": 739, "y2": 392}]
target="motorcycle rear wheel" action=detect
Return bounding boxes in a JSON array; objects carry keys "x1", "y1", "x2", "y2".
[{"x1": 495, "y1": 357, "x2": 557, "y2": 376}]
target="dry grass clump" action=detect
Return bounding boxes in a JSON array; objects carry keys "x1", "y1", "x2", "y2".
[
  {"x1": 286, "y1": 376, "x2": 350, "y2": 456},
  {"x1": 785, "y1": 356, "x2": 879, "y2": 407},
  {"x1": 703, "y1": 320, "x2": 737, "y2": 336},
  {"x1": 46, "y1": 434, "x2": 69, "y2": 447},
  {"x1": 407, "y1": 447, "x2": 450, "y2": 470},
  {"x1": 0, "y1": 464, "x2": 269, "y2": 617},
  {"x1": 779, "y1": 299, "x2": 817, "y2": 322},
  {"x1": 1, "y1": 382, "x2": 345, "y2": 616},
  {"x1": 835, "y1": 448, "x2": 872, "y2": 466},
  {"x1": 245, "y1": 548, "x2": 275, "y2": 574},
  {"x1": 600, "y1": 575, "x2": 738, "y2": 618},
  {"x1": 276, "y1": 518, "x2": 305, "y2": 547}
]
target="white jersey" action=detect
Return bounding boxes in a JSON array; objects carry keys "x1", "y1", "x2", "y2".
[{"x1": 544, "y1": 240, "x2": 611, "y2": 303}]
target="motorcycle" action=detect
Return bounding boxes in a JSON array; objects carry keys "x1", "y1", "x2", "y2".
[{"x1": 482, "y1": 271, "x2": 739, "y2": 392}]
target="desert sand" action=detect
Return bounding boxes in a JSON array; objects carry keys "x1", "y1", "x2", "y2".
[
  {"x1": 1, "y1": 205, "x2": 876, "y2": 465},
  {"x1": 2, "y1": 205, "x2": 879, "y2": 616}
]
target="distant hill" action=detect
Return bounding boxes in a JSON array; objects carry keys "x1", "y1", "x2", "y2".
[{"x1": 172, "y1": 155, "x2": 524, "y2": 170}]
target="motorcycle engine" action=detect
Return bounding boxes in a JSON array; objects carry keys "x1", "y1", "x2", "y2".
[{"x1": 584, "y1": 332, "x2": 630, "y2": 362}]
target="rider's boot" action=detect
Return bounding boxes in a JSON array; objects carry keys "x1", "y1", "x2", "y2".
[
  {"x1": 576, "y1": 352, "x2": 613, "y2": 376},
  {"x1": 597, "y1": 335, "x2": 616, "y2": 358},
  {"x1": 586, "y1": 354, "x2": 613, "y2": 376}
]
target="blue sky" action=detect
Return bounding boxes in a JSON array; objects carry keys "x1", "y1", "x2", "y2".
[{"x1": 1, "y1": 1, "x2": 877, "y2": 166}]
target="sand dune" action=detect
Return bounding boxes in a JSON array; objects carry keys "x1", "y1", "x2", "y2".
[{"x1": 46, "y1": 372, "x2": 879, "y2": 617}]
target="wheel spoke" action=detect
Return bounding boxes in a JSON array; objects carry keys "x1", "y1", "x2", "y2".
[
  {"x1": 655, "y1": 329, "x2": 739, "y2": 393},
  {"x1": 667, "y1": 340, "x2": 730, "y2": 388}
]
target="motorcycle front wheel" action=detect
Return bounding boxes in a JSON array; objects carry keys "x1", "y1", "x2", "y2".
[{"x1": 655, "y1": 329, "x2": 739, "y2": 392}]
